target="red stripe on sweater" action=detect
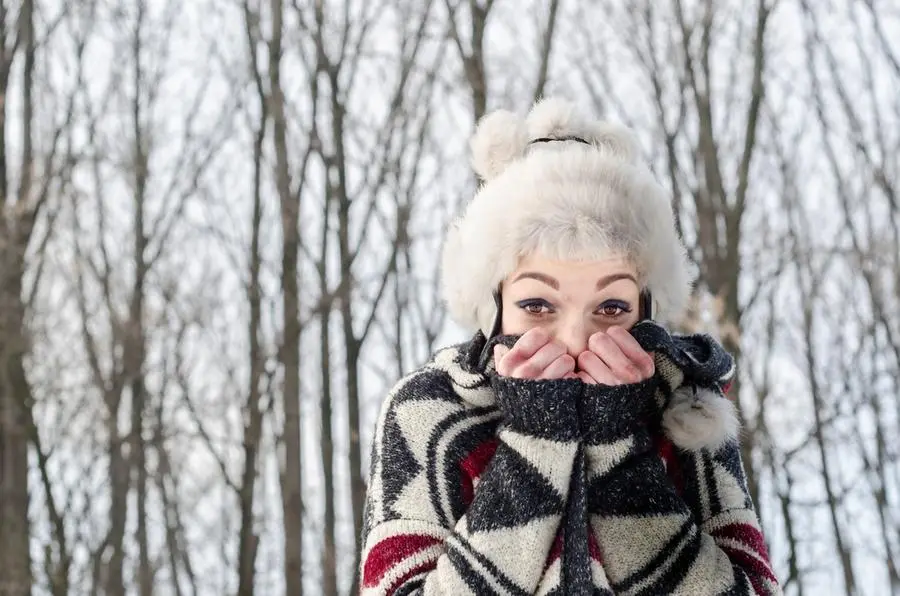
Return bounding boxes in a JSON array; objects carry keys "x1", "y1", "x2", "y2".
[
  {"x1": 588, "y1": 530, "x2": 604, "y2": 563},
  {"x1": 545, "y1": 531, "x2": 563, "y2": 569},
  {"x1": 720, "y1": 547, "x2": 778, "y2": 593},
  {"x1": 385, "y1": 560, "x2": 435, "y2": 595},
  {"x1": 711, "y1": 522, "x2": 772, "y2": 559},
  {"x1": 363, "y1": 534, "x2": 442, "y2": 587},
  {"x1": 459, "y1": 438, "x2": 499, "y2": 506},
  {"x1": 656, "y1": 436, "x2": 684, "y2": 495},
  {"x1": 712, "y1": 523, "x2": 778, "y2": 585}
]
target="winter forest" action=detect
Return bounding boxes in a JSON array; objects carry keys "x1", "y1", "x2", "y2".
[{"x1": 1, "y1": 0, "x2": 899, "y2": 594}]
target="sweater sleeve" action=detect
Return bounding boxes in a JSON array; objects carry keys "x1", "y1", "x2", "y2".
[
  {"x1": 359, "y1": 365, "x2": 581, "y2": 595},
  {"x1": 580, "y1": 379, "x2": 782, "y2": 596}
]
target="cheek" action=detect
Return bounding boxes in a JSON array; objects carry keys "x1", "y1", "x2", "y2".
[
  {"x1": 500, "y1": 301, "x2": 540, "y2": 335},
  {"x1": 500, "y1": 292, "x2": 558, "y2": 336},
  {"x1": 619, "y1": 308, "x2": 642, "y2": 330}
]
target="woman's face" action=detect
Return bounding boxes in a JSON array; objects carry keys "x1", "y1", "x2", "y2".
[{"x1": 500, "y1": 252, "x2": 642, "y2": 358}]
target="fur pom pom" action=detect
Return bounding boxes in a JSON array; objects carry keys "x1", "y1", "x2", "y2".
[
  {"x1": 585, "y1": 122, "x2": 640, "y2": 163},
  {"x1": 662, "y1": 386, "x2": 739, "y2": 451},
  {"x1": 526, "y1": 97, "x2": 587, "y2": 140},
  {"x1": 470, "y1": 109, "x2": 528, "y2": 181},
  {"x1": 526, "y1": 98, "x2": 640, "y2": 163}
]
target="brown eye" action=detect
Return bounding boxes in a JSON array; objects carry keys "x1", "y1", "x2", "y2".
[
  {"x1": 516, "y1": 299, "x2": 554, "y2": 315},
  {"x1": 596, "y1": 300, "x2": 632, "y2": 317}
]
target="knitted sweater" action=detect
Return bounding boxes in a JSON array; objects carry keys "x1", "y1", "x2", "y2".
[{"x1": 360, "y1": 321, "x2": 781, "y2": 595}]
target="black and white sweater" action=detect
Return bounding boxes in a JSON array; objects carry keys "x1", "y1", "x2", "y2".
[{"x1": 360, "y1": 321, "x2": 781, "y2": 595}]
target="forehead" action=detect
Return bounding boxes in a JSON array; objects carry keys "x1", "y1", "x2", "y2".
[{"x1": 512, "y1": 252, "x2": 637, "y2": 279}]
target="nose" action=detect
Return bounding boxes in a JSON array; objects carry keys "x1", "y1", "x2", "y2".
[{"x1": 555, "y1": 315, "x2": 592, "y2": 359}]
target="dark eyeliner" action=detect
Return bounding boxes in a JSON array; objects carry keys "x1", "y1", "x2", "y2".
[
  {"x1": 598, "y1": 299, "x2": 632, "y2": 313},
  {"x1": 516, "y1": 298, "x2": 553, "y2": 312}
]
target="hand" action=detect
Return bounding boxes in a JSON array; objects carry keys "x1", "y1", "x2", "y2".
[
  {"x1": 493, "y1": 328, "x2": 576, "y2": 380},
  {"x1": 576, "y1": 326, "x2": 655, "y2": 385}
]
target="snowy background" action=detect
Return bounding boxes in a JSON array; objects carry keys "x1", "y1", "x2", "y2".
[{"x1": 1, "y1": 0, "x2": 899, "y2": 594}]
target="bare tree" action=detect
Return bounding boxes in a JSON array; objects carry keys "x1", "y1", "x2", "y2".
[
  {"x1": 9, "y1": 1, "x2": 900, "y2": 594},
  {"x1": 299, "y1": 3, "x2": 449, "y2": 591},
  {"x1": 234, "y1": 5, "x2": 271, "y2": 592},
  {"x1": 49, "y1": 2, "x2": 231, "y2": 593},
  {"x1": 317, "y1": 219, "x2": 337, "y2": 596},
  {"x1": 152, "y1": 323, "x2": 200, "y2": 596},
  {"x1": 1, "y1": 1, "x2": 82, "y2": 592},
  {"x1": 798, "y1": 0, "x2": 900, "y2": 591},
  {"x1": 265, "y1": 0, "x2": 310, "y2": 590},
  {"x1": 763, "y1": 103, "x2": 813, "y2": 596},
  {"x1": 791, "y1": 235, "x2": 856, "y2": 595},
  {"x1": 238, "y1": 0, "x2": 319, "y2": 591},
  {"x1": 0, "y1": 1, "x2": 36, "y2": 593},
  {"x1": 67, "y1": 4, "x2": 183, "y2": 591},
  {"x1": 444, "y1": 0, "x2": 496, "y2": 120},
  {"x1": 532, "y1": 0, "x2": 561, "y2": 103}
]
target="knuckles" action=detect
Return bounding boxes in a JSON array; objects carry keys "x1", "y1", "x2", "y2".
[
  {"x1": 498, "y1": 330, "x2": 654, "y2": 383},
  {"x1": 620, "y1": 364, "x2": 643, "y2": 383},
  {"x1": 558, "y1": 354, "x2": 576, "y2": 370},
  {"x1": 517, "y1": 361, "x2": 544, "y2": 379},
  {"x1": 577, "y1": 351, "x2": 596, "y2": 368}
]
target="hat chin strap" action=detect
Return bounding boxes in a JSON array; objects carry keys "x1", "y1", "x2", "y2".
[
  {"x1": 640, "y1": 289, "x2": 653, "y2": 321},
  {"x1": 478, "y1": 288, "x2": 504, "y2": 368}
]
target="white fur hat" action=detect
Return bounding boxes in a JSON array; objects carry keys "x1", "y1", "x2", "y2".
[{"x1": 441, "y1": 98, "x2": 692, "y2": 336}]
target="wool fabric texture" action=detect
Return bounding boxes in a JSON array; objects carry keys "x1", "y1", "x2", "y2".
[{"x1": 360, "y1": 321, "x2": 781, "y2": 595}]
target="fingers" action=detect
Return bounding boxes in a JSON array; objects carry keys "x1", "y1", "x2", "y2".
[
  {"x1": 587, "y1": 329, "x2": 653, "y2": 384},
  {"x1": 606, "y1": 326, "x2": 655, "y2": 377},
  {"x1": 555, "y1": 370, "x2": 597, "y2": 384},
  {"x1": 538, "y1": 354, "x2": 576, "y2": 379},
  {"x1": 493, "y1": 344, "x2": 510, "y2": 369},
  {"x1": 495, "y1": 328, "x2": 550, "y2": 374},
  {"x1": 494, "y1": 329, "x2": 573, "y2": 379},
  {"x1": 577, "y1": 350, "x2": 621, "y2": 385},
  {"x1": 492, "y1": 326, "x2": 655, "y2": 385},
  {"x1": 576, "y1": 371, "x2": 597, "y2": 384},
  {"x1": 522, "y1": 342, "x2": 568, "y2": 377}
]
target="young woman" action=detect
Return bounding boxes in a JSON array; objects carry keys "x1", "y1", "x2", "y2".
[{"x1": 359, "y1": 99, "x2": 781, "y2": 595}]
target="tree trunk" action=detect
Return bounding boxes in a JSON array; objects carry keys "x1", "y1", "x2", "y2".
[
  {"x1": 0, "y1": 1, "x2": 36, "y2": 591},
  {"x1": 325, "y1": 73, "x2": 366, "y2": 593},
  {"x1": 129, "y1": 6, "x2": 152, "y2": 591},
  {"x1": 0, "y1": 258, "x2": 33, "y2": 596},
  {"x1": 320, "y1": 308, "x2": 337, "y2": 596},
  {"x1": 532, "y1": 0, "x2": 561, "y2": 103},
  {"x1": 268, "y1": 0, "x2": 305, "y2": 592},
  {"x1": 236, "y1": 59, "x2": 268, "y2": 596},
  {"x1": 318, "y1": 199, "x2": 337, "y2": 595},
  {"x1": 445, "y1": 0, "x2": 494, "y2": 121},
  {"x1": 104, "y1": 431, "x2": 129, "y2": 596}
]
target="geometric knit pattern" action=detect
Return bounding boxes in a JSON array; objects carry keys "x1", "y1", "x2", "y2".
[{"x1": 360, "y1": 322, "x2": 782, "y2": 595}]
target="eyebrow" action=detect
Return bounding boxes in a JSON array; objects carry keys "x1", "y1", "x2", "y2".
[
  {"x1": 512, "y1": 272, "x2": 559, "y2": 289},
  {"x1": 511, "y1": 271, "x2": 637, "y2": 291},
  {"x1": 596, "y1": 273, "x2": 638, "y2": 290}
]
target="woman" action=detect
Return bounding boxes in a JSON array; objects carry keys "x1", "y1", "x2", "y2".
[{"x1": 359, "y1": 99, "x2": 781, "y2": 595}]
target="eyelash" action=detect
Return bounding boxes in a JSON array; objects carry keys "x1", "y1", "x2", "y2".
[{"x1": 515, "y1": 299, "x2": 633, "y2": 318}]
